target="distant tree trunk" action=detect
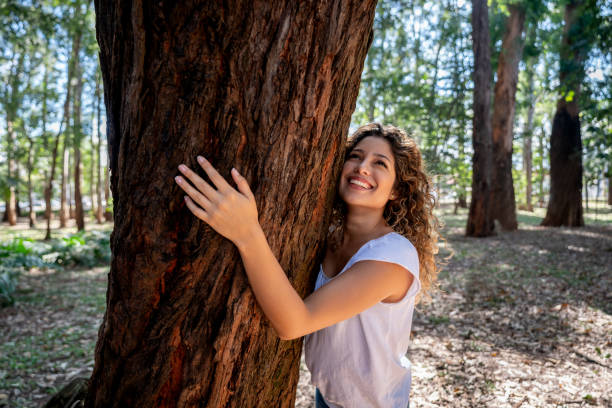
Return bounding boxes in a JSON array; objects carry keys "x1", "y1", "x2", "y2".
[
  {"x1": 26, "y1": 136, "x2": 36, "y2": 228},
  {"x1": 72, "y1": 30, "x2": 85, "y2": 231},
  {"x1": 467, "y1": 0, "x2": 494, "y2": 237},
  {"x1": 86, "y1": 1, "x2": 377, "y2": 407},
  {"x1": 538, "y1": 125, "x2": 546, "y2": 207},
  {"x1": 3, "y1": 53, "x2": 24, "y2": 226},
  {"x1": 542, "y1": 1, "x2": 585, "y2": 227},
  {"x1": 60, "y1": 140, "x2": 70, "y2": 228},
  {"x1": 490, "y1": 5, "x2": 525, "y2": 230},
  {"x1": 103, "y1": 161, "x2": 111, "y2": 221},
  {"x1": 43, "y1": 47, "x2": 52, "y2": 229},
  {"x1": 608, "y1": 166, "x2": 612, "y2": 205},
  {"x1": 46, "y1": 56, "x2": 76, "y2": 239},
  {"x1": 95, "y1": 73, "x2": 104, "y2": 224},
  {"x1": 4, "y1": 119, "x2": 18, "y2": 226},
  {"x1": 584, "y1": 176, "x2": 589, "y2": 211},
  {"x1": 68, "y1": 152, "x2": 75, "y2": 219},
  {"x1": 522, "y1": 56, "x2": 535, "y2": 212}
]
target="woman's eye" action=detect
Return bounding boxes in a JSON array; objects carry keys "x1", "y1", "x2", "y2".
[
  {"x1": 376, "y1": 161, "x2": 387, "y2": 168},
  {"x1": 348, "y1": 153, "x2": 360, "y2": 159}
]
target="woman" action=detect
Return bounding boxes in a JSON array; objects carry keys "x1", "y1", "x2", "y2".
[{"x1": 174, "y1": 123, "x2": 441, "y2": 407}]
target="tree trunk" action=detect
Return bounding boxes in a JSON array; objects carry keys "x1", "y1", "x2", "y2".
[
  {"x1": 103, "y1": 161, "x2": 112, "y2": 221},
  {"x1": 86, "y1": 1, "x2": 377, "y2": 407},
  {"x1": 3, "y1": 53, "x2": 25, "y2": 226},
  {"x1": 538, "y1": 125, "x2": 545, "y2": 207},
  {"x1": 490, "y1": 5, "x2": 525, "y2": 230},
  {"x1": 60, "y1": 139, "x2": 70, "y2": 228},
  {"x1": 95, "y1": 72, "x2": 104, "y2": 224},
  {"x1": 523, "y1": 54, "x2": 535, "y2": 212},
  {"x1": 72, "y1": 30, "x2": 85, "y2": 231},
  {"x1": 467, "y1": 0, "x2": 494, "y2": 237},
  {"x1": 542, "y1": 1, "x2": 585, "y2": 227},
  {"x1": 608, "y1": 166, "x2": 611, "y2": 206},
  {"x1": 27, "y1": 136, "x2": 36, "y2": 228}
]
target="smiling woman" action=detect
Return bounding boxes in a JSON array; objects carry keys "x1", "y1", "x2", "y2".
[{"x1": 174, "y1": 123, "x2": 441, "y2": 407}]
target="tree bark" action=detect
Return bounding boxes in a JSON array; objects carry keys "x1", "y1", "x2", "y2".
[
  {"x1": 490, "y1": 5, "x2": 525, "y2": 230},
  {"x1": 542, "y1": 1, "x2": 585, "y2": 227},
  {"x1": 86, "y1": 1, "x2": 377, "y2": 407},
  {"x1": 466, "y1": 0, "x2": 494, "y2": 237}
]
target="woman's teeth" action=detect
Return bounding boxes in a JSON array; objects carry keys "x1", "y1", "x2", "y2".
[{"x1": 350, "y1": 179, "x2": 372, "y2": 189}]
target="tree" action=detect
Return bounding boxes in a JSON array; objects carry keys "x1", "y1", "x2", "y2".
[
  {"x1": 466, "y1": 0, "x2": 495, "y2": 237},
  {"x1": 490, "y1": 3, "x2": 526, "y2": 230},
  {"x1": 86, "y1": 1, "x2": 377, "y2": 406},
  {"x1": 541, "y1": 0, "x2": 598, "y2": 226}
]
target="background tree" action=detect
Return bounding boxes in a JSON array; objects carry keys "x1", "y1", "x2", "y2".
[
  {"x1": 542, "y1": 0, "x2": 600, "y2": 226},
  {"x1": 466, "y1": 0, "x2": 495, "y2": 237},
  {"x1": 86, "y1": 1, "x2": 377, "y2": 406}
]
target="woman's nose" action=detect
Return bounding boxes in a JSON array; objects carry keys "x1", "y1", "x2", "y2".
[{"x1": 355, "y1": 161, "x2": 371, "y2": 175}]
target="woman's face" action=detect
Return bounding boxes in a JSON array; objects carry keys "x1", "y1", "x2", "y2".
[{"x1": 338, "y1": 136, "x2": 397, "y2": 211}]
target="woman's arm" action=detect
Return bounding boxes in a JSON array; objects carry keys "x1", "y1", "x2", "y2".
[{"x1": 175, "y1": 156, "x2": 413, "y2": 340}]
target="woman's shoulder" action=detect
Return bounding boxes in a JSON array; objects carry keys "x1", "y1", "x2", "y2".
[
  {"x1": 375, "y1": 232, "x2": 417, "y2": 253},
  {"x1": 358, "y1": 232, "x2": 419, "y2": 273}
]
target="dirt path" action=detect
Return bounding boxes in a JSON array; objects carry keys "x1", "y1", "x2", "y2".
[{"x1": 1, "y1": 212, "x2": 610, "y2": 407}]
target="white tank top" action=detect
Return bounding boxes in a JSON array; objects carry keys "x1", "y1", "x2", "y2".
[{"x1": 304, "y1": 232, "x2": 420, "y2": 408}]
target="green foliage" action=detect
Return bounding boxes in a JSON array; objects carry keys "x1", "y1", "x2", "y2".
[{"x1": 0, "y1": 230, "x2": 111, "y2": 307}]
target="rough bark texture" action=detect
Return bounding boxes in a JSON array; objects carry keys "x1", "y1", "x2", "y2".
[
  {"x1": 542, "y1": 1, "x2": 584, "y2": 227},
  {"x1": 86, "y1": 1, "x2": 377, "y2": 407},
  {"x1": 490, "y1": 5, "x2": 525, "y2": 230},
  {"x1": 466, "y1": 0, "x2": 494, "y2": 237}
]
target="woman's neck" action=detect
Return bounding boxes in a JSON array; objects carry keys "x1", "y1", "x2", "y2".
[{"x1": 342, "y1": 206, "x2": 389, "y2": 246}]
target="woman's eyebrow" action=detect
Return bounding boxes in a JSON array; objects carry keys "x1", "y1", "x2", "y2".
[
  {"x1": 352, "y1": 148, "x2": 391, "y2": 162},
  {"x1": 374, "y1": 153, "x2": 391, "y2": 162}
]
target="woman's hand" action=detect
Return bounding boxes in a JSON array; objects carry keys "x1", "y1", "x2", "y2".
[{"x1": 174, "y1": 155, "x2": 260, "y2": 246}]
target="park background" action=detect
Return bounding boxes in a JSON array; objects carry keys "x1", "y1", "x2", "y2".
[{"x1": 0, "y1": 0, "x2": 610, "y2": 407}]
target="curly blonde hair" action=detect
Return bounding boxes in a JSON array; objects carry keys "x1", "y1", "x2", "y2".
[{"x1": 328, "y1": 123, "x2": 442, "y2": 302}]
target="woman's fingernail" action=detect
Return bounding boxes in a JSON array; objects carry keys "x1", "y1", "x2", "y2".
[
  {"x1": 175, "y1": 176, "x2": 182, "y2": 183},
  {"x1": 197, "y1": 155, "x2": 205, "y2": 163},
  {"x1": 231, "y1": 168, "x2": 238, "y2": 174},
  {"x1": 184, "y1": 196, "x2": 189, "y2": 202},
  {"x1": 178, "y1": 164, "x2": 187, "y2": 172}
]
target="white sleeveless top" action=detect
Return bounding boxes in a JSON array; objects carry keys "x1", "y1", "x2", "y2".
[{"x1": 304, "y1": 232, "x2": 420, "y2": 408}]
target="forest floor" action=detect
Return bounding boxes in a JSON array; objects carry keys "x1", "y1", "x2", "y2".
[{"x1": 0, "y1": 204, "x2": 611, "y2": 408}]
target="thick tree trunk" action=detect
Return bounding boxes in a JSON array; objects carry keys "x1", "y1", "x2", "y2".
[
  {"x1": 490, "y1": 5, "x2": 525, "y2": 230},
  {"x1": 72, "y1": 31, "x2": 85, "y2": 231},
  {"x1": 538, "y1": 125, "x2": 546, "y2": 207},
  {"x1": 467, "y1": 0, "x2": 494, "y2": 237},
  {"x1": 87, "y1": 1, "x2": 377, "y2": 407},
  {"x1": 542, "y1": 1, "x2": 585, "y2": 227}
]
